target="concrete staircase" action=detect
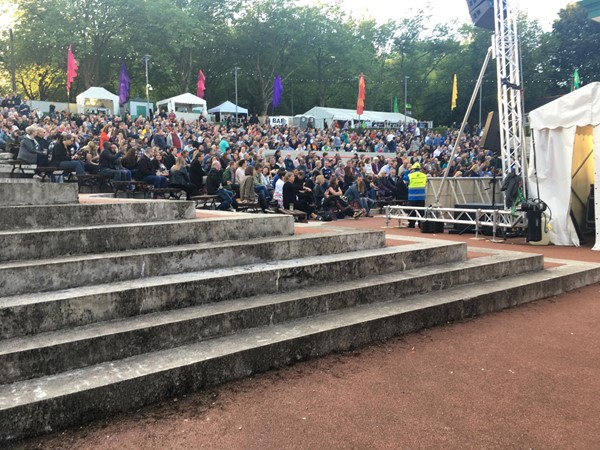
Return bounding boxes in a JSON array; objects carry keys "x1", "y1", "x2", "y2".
[{"x1": 1, "y1": 198, "x2": 599, "y2": 443}]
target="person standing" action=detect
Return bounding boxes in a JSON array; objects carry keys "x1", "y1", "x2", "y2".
[{"x1": 405, "y1": 162, "x2": 427, "y2": 228}]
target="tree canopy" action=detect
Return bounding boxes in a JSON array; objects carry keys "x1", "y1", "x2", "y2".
[{"x1": 1, "y1": 0, "x2": 599, "y2": 125}]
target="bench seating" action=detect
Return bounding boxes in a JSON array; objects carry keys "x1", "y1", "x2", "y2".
[
  {"x1": 111, "y1": 180, "x2": 150, "y2": 198},
  {"x1": 77, "y1": 174, "x2": 111, "y2": 193},
  {"x1": 277, "y1": 207, "x2": 308, "y2": 223},
  {"x1": 148, "y1": 187, "x2": 183, "y2": 200},
  {"x1": 191, "y1": 194, "x2": 219, "y2": 209},
  {"x1": 237, "y1": 200, "x2": 260, "y2": 213}
]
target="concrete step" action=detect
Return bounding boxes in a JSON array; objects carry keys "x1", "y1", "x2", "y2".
[
  {"x1": 0, "y1": 215, "x2": 295, "y2": 262},
  {"x1": 0, "y1": 230, "x2": 386, "y2": 296},
  {"x1": 1, "y1": 260, "x2": 597, "y2": 442},
  {"x1": 0, "y1": 200, "x2": 196, "y2": 231},
  {"x1": 0, "y1": 251, "x2": 543, "y2": 384},
  {"x1": 0, "y1": 241, "x2": 467, "y2": 339},
  {"x1": 0, "y1": 179, "x2": 78, "y2": 206}
]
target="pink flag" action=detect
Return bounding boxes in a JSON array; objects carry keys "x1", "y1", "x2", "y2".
[
  {"x1": 356, "y1": 73, "x2": 366, "y2": 116},
  {"x1": 197, "y1": 70, "x2": 206, "y2": 98},
  {"x1": 67, "y1": 44, "x2": 78, "y2": 95}
]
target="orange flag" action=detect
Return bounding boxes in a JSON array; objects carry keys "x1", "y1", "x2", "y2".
[{"x1": 356, "y1": 73, "x2": 366, "y2": 116}]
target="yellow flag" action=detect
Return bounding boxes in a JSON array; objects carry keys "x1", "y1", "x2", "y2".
[{"x1": 451, "y1": 74, "x2": 458, "y2": 110}]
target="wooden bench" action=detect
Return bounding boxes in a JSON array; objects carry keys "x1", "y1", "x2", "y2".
[
  {"x1": 191, "y1": 194, "x2": 219, "y2": 210},
  {"x1": 237, "y1": 200, "x2": 260, "y2": 213},
  {"x1": 0, "y1": 159, "x2": 28, "y2": 176},
  {"x1": 148, "y1": 187, "x2": 183, "y2": 200},
  {"x1": 77, "y1": 174, "x2": 111, "y2": 193},
  {"x1": 277, "y1": 208, "x2": 308, "y2": 223},
  {"x1": 111, "y1": 180, "x2": 150, "y2": 198},
  {"x1": 39, "y1": 167, "x2": 76, "y2": 183}
]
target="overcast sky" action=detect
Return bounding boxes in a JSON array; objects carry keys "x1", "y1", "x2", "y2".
[{"x1": 303, "y1": 0, "x2": 574, "y2": 31}]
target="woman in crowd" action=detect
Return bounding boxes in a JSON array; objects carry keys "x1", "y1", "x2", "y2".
[
  {"x1": 282, "y1": 171, "x2": 317, "y2": 219},
  {"x1": 324, "y1": 176, "x2": 357, "y2": 218},
  {"x1": 169, "y1": 156, "x2": 198, "y2": 200},
  {"x1": 240, "y1": 166, "x2": 270, "y2": 213},
  {"x1": 188, "y1": 150, "x2": 204, "y2": 193}
]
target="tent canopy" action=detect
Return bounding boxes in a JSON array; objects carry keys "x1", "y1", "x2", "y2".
[
  {"x1": 208, "y1": 100, "x2": 248, "y2": 115},
  {"x1": 156, "y1": 93, "x2": 207, "y2": 115},
  {"x1": 528, "y1": 81, "x2": 600, "y2": 250},
  {"x1": 301, "y1": 106, "x2": 417, "y2": 129},
  {"x1": 76, "y1": 87, "x2": 120, "y2": 116}
]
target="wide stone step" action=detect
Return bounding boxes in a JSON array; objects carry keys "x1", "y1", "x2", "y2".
[
  {"x1": 0, "y1": 200, "x2": 196, "y2": 230},
  {"x1": 0, "y1": 230, "x2": 385, "y2": 296},
  {"x1": 0, "y1": 215, "x2": 295, "y2": 262},
  {"x1": 1, "y1": 261, "x2": 597, "y2": 443},
  {"x1": 0, "y1": 241, "x2": 467, "y2": 339},
  {"x1": 0, "y1": 251, "x2": 543, "y2": 383},
  {"x1": 0, "y1": 179, "x2": 78, "y2": 206}
]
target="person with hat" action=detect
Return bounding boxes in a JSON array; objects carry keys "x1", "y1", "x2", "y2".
[{"x1": 404, "y1": 162, "x2": 427, "y2": 228}]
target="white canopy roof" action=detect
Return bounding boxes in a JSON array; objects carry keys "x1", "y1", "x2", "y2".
[
  {"x1": 76, "y1": 87, "x2": 120, "y2": 116},
  {"x1": 301, "y1": 106, "x2": 417, "y2": 126},
  {"x1": 156, "y1": 93, "x2": 207, "y2": 114},
  {"x1": 528, "y1": 82, "x2": 600, "y2": 250},
  {"x1": 208, "y1": 100, "x2": 248, "y2": 115}
]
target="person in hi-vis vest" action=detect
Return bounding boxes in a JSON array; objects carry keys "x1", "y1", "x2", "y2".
[{"x1": 405, "y1": 162, "x2": 427, "y2": 228}]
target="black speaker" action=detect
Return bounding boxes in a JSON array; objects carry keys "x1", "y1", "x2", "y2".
[
  {"x1": 480, "y1": 111, "x2": 501, "y2": 154},
  {"x1": 466, "y1": 0, "x2": 495, "y2": 30}
]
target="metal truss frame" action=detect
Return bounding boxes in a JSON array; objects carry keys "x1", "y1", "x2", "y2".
[
  {"x1": 385, "y1": 205, "x2": 526, "y2": 241},
  {"x1": 494, "y1": 0, "x2": 526, "y2": 194}
]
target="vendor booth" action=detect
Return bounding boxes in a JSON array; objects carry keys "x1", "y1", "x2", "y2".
[
  {"x1": 208, "y1": 101, "x2": 248, "y2": 118},
  {"x1": 528, "y1": 82, "x2": 600, "y2": 250},
  {"x1": 300, "y1": 106, "x2": 417, "y2": 130},
  {"x1": 76, "y1": 87, "x2": 120, "y2": 116},
  {"x1": 156, "y1": 93, "x2": 208, "y2": 121}
]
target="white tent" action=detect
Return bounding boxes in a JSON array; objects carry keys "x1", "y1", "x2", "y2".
[
  {"x1": 301, "y1": 106, "x2": 417, "y2": 129},
  {"x1": 76, "y1": 87, "x2": 120, "y2": 116},
  {"x1": 528, "y1": 81, "x2": 600, "y2": 250},
  {"x1": 156, "y1": 93, "x2": 207, "y2": 115},
  {"x1": 208, "y1": 100, "x2": 248, "y2": 115}
]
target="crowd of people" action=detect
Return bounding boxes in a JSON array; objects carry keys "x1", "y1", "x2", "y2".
[{"x1": 1, "y1": 95, "x2": 500, "y2": 218}]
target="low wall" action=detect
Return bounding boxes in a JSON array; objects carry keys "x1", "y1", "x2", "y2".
[{"x1": 0, "y1": 179, "x2": 79, "y2": 206}]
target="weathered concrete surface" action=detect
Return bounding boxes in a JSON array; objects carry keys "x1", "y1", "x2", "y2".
[
  {"x1": 0, "y1": 231, "x2": 385, "y2": 296},
  {"x1": 0, "y1": 261, "x2": 597, "y2": 443},
  {"x1": 0, "y1": 200, "x2": 196, "y2": 230},
  {"x1": 0, "y1": 251, "x2": 545, "y2": 383},
  {"x1": 0, "y1": 215, "x2": 295, "y2": 262},
  {"x1": 0, "y1": 179, "x2": 78, "y2": 206},
  {"x1": 0, "y1": 241, "x2": 469, "y2": 340}
]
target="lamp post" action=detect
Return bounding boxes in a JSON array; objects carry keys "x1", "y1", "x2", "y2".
[
  {"x1": 144, "y1": 54, "x2": 151, "y2": 119},
  {"x1": 9, "y1": 29, "x2": 16, "y2": 93},
  {"x1": 404, "y1": 76, "x2": 409, "y2": 130},
  {"x1": 234, "y1": 66, "x2": 240, "y2": 123}
]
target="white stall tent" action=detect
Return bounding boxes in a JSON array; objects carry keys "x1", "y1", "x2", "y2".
[
  {"x1": 156, "y1": 93, "x2": 208, "y2": 118},
  {"x1": 528, "y1": 81, "x2": 600, "y2": 250},
  {"x1": 301, "y1": 106, "x2": 417, "y2": 129},
  {"x1": 208, "y1": 100, "x2": 248, "y2": 115},
  {"x1": 76, "y1": 87, "x2": 120, "y2": 116}
]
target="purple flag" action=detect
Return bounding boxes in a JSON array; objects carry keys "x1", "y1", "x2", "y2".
[
  {"x1": 119, "y1": 61, "x2": 130, "y2": 105},
  {"x1": 272, "y1": 74, "x2": 283, "y2": 109}
]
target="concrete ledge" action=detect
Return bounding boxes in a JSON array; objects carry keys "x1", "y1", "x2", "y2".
[
  {"x1": 0, "y1": 201, "x2": 196, "y2": 230},
  {"x1": 0, "y1": 241, "x2": 468, "y2": 339},
  {"x1": 0, "y1": 215, "x2": 295, "y2": 262},
  {"x1": 0, "y1": 179, "x2": 78, "y2": 206},
  {"x1": 0, "y1": 231, "x2": 385, "y2": 296},
  {"x1": 0, "y1": 252, "x2": 542, "y2": 383},
  {"x1": 0, "y1": 262, "x2": 596, "y2": 442}
]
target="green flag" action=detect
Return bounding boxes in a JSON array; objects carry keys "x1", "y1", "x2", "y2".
[
  {"x1": 573, "y1": 69, "x2": 581, "y2": 91},
  {"x1": 393, "y1": 97, "x2": 398, "y2": 113}
]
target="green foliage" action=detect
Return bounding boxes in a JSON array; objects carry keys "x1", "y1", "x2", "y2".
[{"x1": 0, "y1": 0, "x2": 594, "y2": 124}]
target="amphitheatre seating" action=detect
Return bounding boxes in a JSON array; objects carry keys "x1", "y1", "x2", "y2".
[
  {"x1": 76, "y1": 174, "x2": 111, "y2": 193},
  {"x1": 0, "y1": 189, "x2": 599, "y2": 443},
  {"x1": 0, "y1": 159, "x2": 27, "y2": 176},
  {"x1": 148, "y1": 187, "x2": 183, "y2": 199},
  {"x1": 191, "y1": 194, "x2": 219, "y2": 209},
  {"x1": 277, "y1": 207, "x2": 308, "y2": 223},
  {"x1": 237, "y1": 199, "x2": 260, "y2": 213},
  {"x1": 111, "y1": 180, "x2": 150, "y2": 198},
  {"x1": 38, "y1": 167, "x2": 76, "y2": 183}
]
